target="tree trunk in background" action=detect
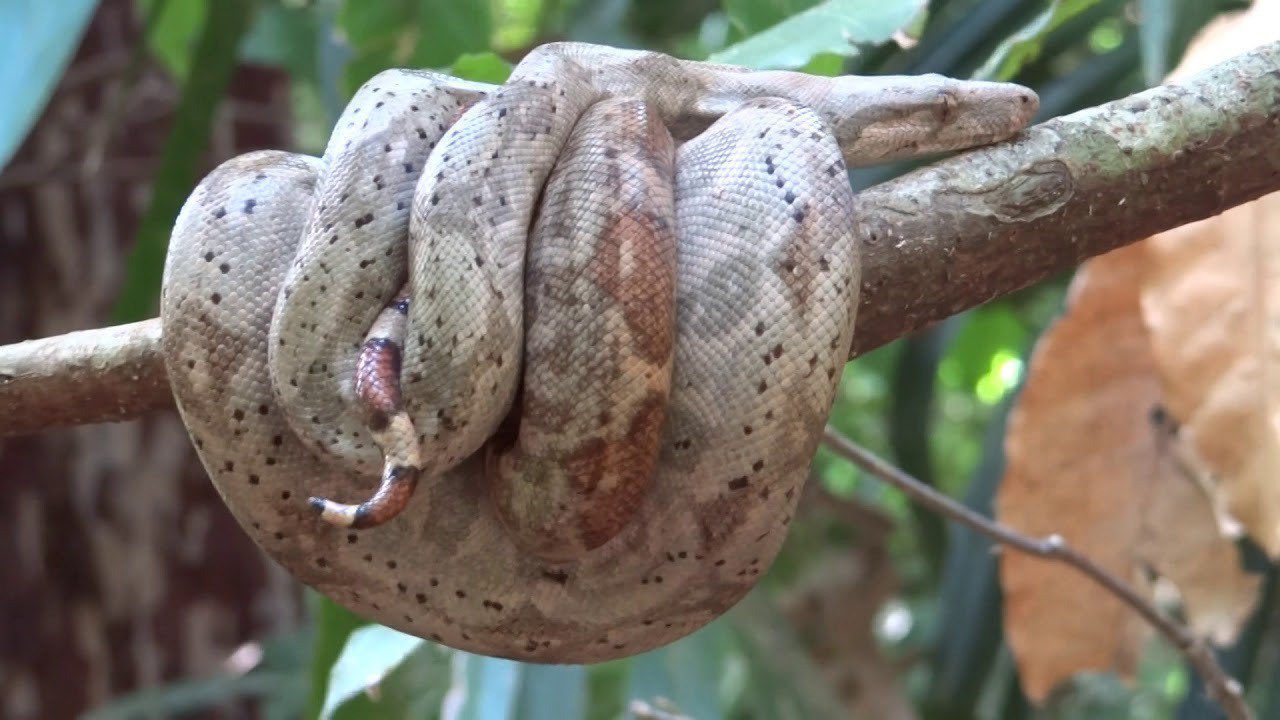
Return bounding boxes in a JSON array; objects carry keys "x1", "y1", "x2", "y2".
[{"x1": 0, "y1": 2, "x2": 302, "y2": 717}]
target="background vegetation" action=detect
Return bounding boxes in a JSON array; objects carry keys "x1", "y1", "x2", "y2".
[{"x1": 7, "y1": 0, "x2": 1274, "y2": 718}]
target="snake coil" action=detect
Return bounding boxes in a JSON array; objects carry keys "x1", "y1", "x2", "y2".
[{"x1": 161, "y1": 43, "x2": 1037, "y2": 661}]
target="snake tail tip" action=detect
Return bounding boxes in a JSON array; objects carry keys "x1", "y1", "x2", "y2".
[{"x1": 309, "y1": 496, "x2": 359, "y2": 528}]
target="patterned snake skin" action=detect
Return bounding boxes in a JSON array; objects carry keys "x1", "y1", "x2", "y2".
[{"x1": 161, "y1": 43, "x2": 1037, "y2": 662}]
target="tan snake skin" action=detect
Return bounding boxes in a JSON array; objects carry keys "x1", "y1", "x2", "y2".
[{"x1": 161, "y1": 43, "x2": 1037, "y2": 662}]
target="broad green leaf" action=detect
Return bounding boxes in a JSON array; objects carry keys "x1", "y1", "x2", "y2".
[
  {"x1": 448, "y1": 52, "x2": 513, "y2": 84},
  {"x1": 492, "y1": 0, "x2": 545, "y2": 51},
  {"x1": 624, "y1": 621, "x2": 736, "y2": 720},
  {"x1": 1138, "y1": 0, "x2": 1171, "y2": 81},
  {"x1": 561, "y1": 0, "x2": 644, "y2": 48},
  {"x1": 709, "y1": 0, "x2": 925, "y2": 70},
  {"x1": 338, "y1": 0, "x2": 416, "y2": 48},
  {"x1": 137, "y1": 0, "x2": 208, "y2": 81},
  {"x1": 586, "y1": 659, "x2": 631, "y2": 720},
  {"x1": 111, "y1": 0, "x2": 255, "y2": 322},
  {"x1": 411, "y1": 0, "x2": 493, "y2": 68},
  {"x1": 0, "y1": 0, "x2": 98, "y2": 172},
  {"x1": 446, "y1": 654, "x2": 520, "y2": 720},
  {"x1": 241, "y1": 1, "x2": 321, "y2": 83},
  {"x1": 974, "y1": 0, "x2": 1105, "y2": 81},
  {"x1": 320, "y1": 625, "x2": 425, "y2": 720},
  {"x1": 307, "y1": 594, "x2": 371, "y2": 719},
  {"x1": 330, "y1": 642, "x2": 453, "y2": 720},
  {"x1": 336, "y1": 0, "x2": 417, "y2": 95},
  {"x1": 921, "y1": 400, "x2": 1014, "y2": 717},
  {"x1": 516, "y1": 665, "x2": 588, "y2": 720},
  {"x1": 722, "y1": 0, "x2": 820, "y2": 38},
  {"x1": 337, "y1": 0, "x2": 491, "y2": 97},
  {"x1": 799, "y1": 50, "x2": 846, "y2": 76}
]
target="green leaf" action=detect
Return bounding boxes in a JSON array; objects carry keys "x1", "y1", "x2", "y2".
[
  {"x1": 722, "y1": 0, "x2": 820, "y2": 38},
  {"x1": 625, "y1": 621, "x2": 736, "y2": 720},
  {"x1": 111, "y1": 0, "x2": 256, "y2": 322},
  {"x1": 336, "y1": 0, "x2": 492, "y2": 97},
  {"x1": 320, "y1": 625, "x2": 425, "y2": 720},
  {"x1": 137, "y1": 0, "x2": 208, "y2": 81},
  {"x1": 448, "y1": 52, "x2": 513, "y2": 83},
  {"x1": 306, "y1": 594, "x2": 371, "y2": 719},
  {"x1": 709, "y1": 0, "x2": 926, "y2": 70},
  {"x1": 586, "y1": 659, "x2": 631, "y2": 720},
  {"x1": 326, "y1": 642, "x2": 453, "y2": 720},
  {"x1": 338, "y1": 0, "x2": 415, "y2": 48},
  {"x1": 974, "y1": 0, "x2": 1105, "y2": 81},
  {"x1": 799, "y1": 50, "x2": 847, "y2": 76},
  {"x1": 492, "y1": 0, "x2": 545, "y2": 51},
  {"x1": 0, "y1": 0, "x2": 99, "y2": 172},
  {"x1": 921, "y1": 399, "x2": 1015, "y2": 717},
  {"x1": 1137, "y1": 0, "x2": 1175, "y2": 86},
  {"x1": 411, "y1": 0, "x2": 492, "y2": 68},
  {"x1": 449, "y1": 654, "x2": 520, "y2": 720},
  {"x1": 240, "y1": 1, "x2": 321, "y2": 83},
  {"x1": 517, "y1": 665, "x2": 588, "y2": 720},
  {"x1": 336, "y1": 0, "x2": 417, "y2": 95}
]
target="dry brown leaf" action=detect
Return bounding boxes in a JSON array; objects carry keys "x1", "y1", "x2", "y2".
[
  {"x1": 998, "y1": 244, "x2": 1257, "y2": 701},
  {"x1": 1140, "y1": 0, "x2": 1280, "y2": 555}
]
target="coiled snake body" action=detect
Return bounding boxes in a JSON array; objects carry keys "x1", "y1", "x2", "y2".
[{"x1": 161, "y1": 43, "x2": 1036, "y2": 662}]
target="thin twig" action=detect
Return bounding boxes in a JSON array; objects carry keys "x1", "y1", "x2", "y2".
[{"x1": 821, "y1": 426, "x2": 1253, "y2": 720}]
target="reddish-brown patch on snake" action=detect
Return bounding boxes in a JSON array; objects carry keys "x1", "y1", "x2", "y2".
[
  {"x1": 161, "y1": 44, "x2": 1037, "y2": 662},
  {"x1": 488, "y1": 97, "x2": 678, "y2": 562}
]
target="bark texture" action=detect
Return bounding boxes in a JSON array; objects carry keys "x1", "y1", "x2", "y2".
[
  {"x1": 3, "y1": 42, "x2": 1278, "y2": 437},
  {"x1": 0, "y1": 2, "x2": 301, "y2": 718},
  {"x1": 849, "y1": 38, "x2": 1280, "y2": 355}
]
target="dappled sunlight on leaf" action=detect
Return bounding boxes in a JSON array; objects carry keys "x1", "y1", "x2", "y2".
[{"x1": 709, "y1": 0, "x2": 925, "y2": 69}]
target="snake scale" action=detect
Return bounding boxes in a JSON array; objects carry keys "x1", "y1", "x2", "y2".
[{"x1": 161, "y1": 43, "x2": 1037, "y2": 662}]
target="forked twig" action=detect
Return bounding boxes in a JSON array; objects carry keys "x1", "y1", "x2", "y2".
[{"x1": 821, "y1": 425, "x2": 1252, "y2": 720}]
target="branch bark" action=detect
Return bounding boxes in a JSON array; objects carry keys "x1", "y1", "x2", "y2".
[
  {"x1": 822, "y1": 427, "x2": 1253, "y2": 720},
  {"x1": 0, "y1": 320, "x2": 167, "y2": 434},
  {"x1": 1, "y1": 41, "x2": 1278, "y2": 437},
  {"x1": 850, "y1": 38, "x2": 1280, "y2": 356}
]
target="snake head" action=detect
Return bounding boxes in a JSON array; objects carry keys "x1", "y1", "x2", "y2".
[{"x1": 824, "y1": 74, "x2": 1039, "y2": 166}]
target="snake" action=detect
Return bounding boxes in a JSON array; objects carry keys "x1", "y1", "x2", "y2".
[{"x1": 160, "y1": 43, "x2": 1037, "y2": 662}]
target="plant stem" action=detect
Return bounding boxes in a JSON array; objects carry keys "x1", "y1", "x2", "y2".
[{"x1": 822, "y1": 425, "x2": 1253, "y2": 720}]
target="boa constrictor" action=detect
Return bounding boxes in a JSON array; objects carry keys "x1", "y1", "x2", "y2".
[{"x1": 161, "y1": 42, "x2": 1037, "y2": 662}]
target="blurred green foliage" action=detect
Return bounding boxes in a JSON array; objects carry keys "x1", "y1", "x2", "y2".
[{"x1": 11, "y1": 0, "x2": 1269, "y2": 717}]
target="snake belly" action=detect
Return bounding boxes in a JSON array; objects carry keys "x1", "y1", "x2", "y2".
[{"x1": 161, "y1": 46, "x2": 899, "y2": 662}]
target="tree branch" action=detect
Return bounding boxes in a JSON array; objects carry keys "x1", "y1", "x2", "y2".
[
  {"x1": 850, "y1": 39, "x2": 1280, "y2": 356},
  {"x1": 821, "y1": 427, "x2": 1253, "y2": 720},
  {"x1": 0, "y1": 321, "x2": 167, "y2": 434},
  {"x1": 1, "y1": 41, "x2": 1278, "y2": 437}
]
